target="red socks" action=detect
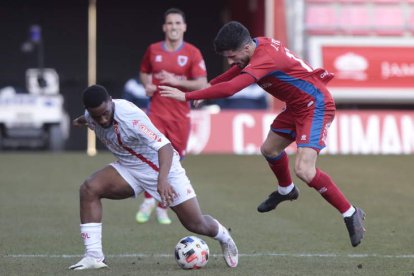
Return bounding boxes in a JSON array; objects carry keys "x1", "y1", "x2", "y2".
[
  {"x1": 308, "y1": 169, "x2": 351, "y2": 213},
  {"x1": 266, "y1": 151, "x2": 292, "y2": 187},
  {"x1": 144, "y1": 191, "x2": 167, "y2": 209},
  {"x1": 267, "y1": 151, "x2": 351, "y2": 214}
]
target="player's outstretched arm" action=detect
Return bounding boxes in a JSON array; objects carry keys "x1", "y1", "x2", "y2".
[
  {"x1": 209, "y1": 65, "x2": 242, "y2": 85},
  {"x1": 161, "y1": 73, "x2": 256, "y2": 102},
  {"x1": 73, "y1": 115, "x2": 88, "y2": 127}
]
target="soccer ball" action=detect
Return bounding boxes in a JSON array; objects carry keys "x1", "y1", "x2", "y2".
[{"x1": 174, "y1": 236, "x2": 209, "y2": 269}]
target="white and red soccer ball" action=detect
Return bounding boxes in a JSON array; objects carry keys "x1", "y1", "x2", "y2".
[{"x1": 174, "y1": 236, "x2": 209, "y2": 269}]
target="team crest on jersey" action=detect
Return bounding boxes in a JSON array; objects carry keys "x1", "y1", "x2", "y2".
[
  {"x1": 177, "y1": 55, "x2": 188, "y2": 66},
  {"x1": 155, "y1": 55, "x2": 162, "y2": 62},
  {"x1": 132, "y1": 120, "x2": 139, "y2": 127}
]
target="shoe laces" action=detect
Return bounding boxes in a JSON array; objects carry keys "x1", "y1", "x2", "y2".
[{"x1": 220, "y1": 237, "x2": 237, "y2": 254}]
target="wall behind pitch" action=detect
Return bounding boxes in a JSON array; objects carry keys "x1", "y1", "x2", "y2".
[{"x1": 0, "y1": 0, "x2": 226, "y2": 150}]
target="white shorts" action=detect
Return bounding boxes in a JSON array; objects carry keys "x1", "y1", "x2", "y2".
[{"x1": 110, "y1": 161, "x2": 196, "y2": 207}]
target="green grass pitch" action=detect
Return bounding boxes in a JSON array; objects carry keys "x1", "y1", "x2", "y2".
[{"x1": 0, "y1": 152, "x2": 413, "y2": 275}]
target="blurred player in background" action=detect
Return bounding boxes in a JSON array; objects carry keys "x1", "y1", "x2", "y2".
[
  {"x1": 69, "y1": 85, "x2": 238, "y2": 270},
  {"x1": 160, "y1": 21, "x2": 366, "y2": 247},
  {"x1": 137, "y1": 8, "x2": 208, "y2": 224}
]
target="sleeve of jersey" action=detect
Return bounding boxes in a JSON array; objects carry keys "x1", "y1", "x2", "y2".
[
  {"x1": 129, "y1": 113, "x2": 170, "y2": 151},
  {"x1": 84, "y1": 111, "x2": 96, "y2": 131},
  {"x1": 190, "y1": 48, "x2": 207, "y2": 78},
  {"x1": 185, "y1": 73, "x2": 256, "y2": 101},
  {"x1": 140, "y1": 47, "x2": 151, "y2": 73},
  {"x1": 209, "y1": 65, "x2": 242, "y2": 85}
]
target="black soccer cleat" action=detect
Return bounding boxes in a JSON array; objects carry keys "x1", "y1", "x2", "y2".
[
  {"x1": 344, "y1": 207, "x2": 366, "y2": 247},
  {"x1": 257, "y1": 186, "x2": 299, "y2": 213}
]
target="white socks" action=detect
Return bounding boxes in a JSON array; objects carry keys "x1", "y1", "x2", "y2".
[
  {"x1": 80, "y1": 223, "x2": 104, "y2": 259},
  {"x1": 278, "y1": 183, "x2": 294, "y2": 195},
  {"x1": 213, "y1": 219, "x2": 230, "y2": 243},
  {"x1": 342, "y1": 206, "x2": 356, "y2": 218}
]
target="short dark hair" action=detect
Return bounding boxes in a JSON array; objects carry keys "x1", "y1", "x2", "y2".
[
  {"x1": 82, "y1": 85, "x2": 110, "y2": 108},
  {"x1": 164, "y1": 8, "x2": 186, "y2": 23},
  {"x1": 214, "y1": 21, "x2": 252, "y2": 53}
]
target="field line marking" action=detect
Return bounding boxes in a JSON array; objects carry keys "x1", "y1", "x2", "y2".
[{"x1": 2, "y1": 253, "x2": 414, "y2": 259}]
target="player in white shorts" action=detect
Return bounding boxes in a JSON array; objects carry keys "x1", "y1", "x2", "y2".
[{"x1": 69, "y1": 85, "x2": 238, "y2": 270}]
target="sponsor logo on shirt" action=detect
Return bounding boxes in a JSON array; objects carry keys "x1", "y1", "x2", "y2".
[
  {"x1": 178, "y1": 55, "x2": 188, "y2": 66},
  {"x1": 136, "y1": 121, "x2": 162, "y2": 142},
  {"x1": 155, "y1": 55, "x2": 162, "y2": 62}
]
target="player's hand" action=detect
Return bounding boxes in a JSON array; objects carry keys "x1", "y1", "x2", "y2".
[
  {"x1": 159, "y1": 70, "x2": 179, "y2": 87},
  {"x1": 159, "y1": 85, "x2": 186, "y2": 101},
  {"x1": 73, "y1": 115, "x2": 88, "y2": 127},
  {"x1": 157, "y1": 179, "x2": 177, "y2": 207},
  {"x1": 145, "y1": 84, "x2": 157, "y2": 97}
]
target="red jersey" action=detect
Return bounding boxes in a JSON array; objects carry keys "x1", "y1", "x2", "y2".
[
  {"x1": 186, "y1": 37, "x2": 335, "y2": 114},
  {"x1": 140, "y1": 41, "x2": 207, "y2": 120},
  {"x1": 243, "y1": 37, "x2": 335, "y2": 113}
]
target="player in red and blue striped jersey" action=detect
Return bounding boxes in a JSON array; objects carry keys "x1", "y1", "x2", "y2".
[{"x1": 160, "y1": 21, "x2": 366, "y2": 248}]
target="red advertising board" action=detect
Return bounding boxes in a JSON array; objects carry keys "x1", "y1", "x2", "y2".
[
  {"x1": 308, "y1": 37, "x2": 414, "y2": 102},
  {"x1": 187, "y1": 110, "x2": 414, "y2": 155},
  {"x1": 322, "y1": 46, "x2": 414, "y2": 88}
]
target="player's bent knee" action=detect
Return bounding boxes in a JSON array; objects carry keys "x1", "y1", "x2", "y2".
[
  {"x1": 260, "y1": 144, "x2": 271, "y2": 157},
  {"x1": 260, "y1": 145, "x2": 281, "y2": 159},
  {"x1": 294, "y1": 165, "x2": 313, "y2": 184},
  {"x1": 79, "y1": 179, "x2": 101, "y2": 198}
]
